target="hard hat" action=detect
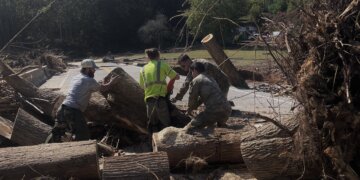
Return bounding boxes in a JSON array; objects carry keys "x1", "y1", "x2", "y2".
[{"x1": 81, "y1": 59, "x2": 99, "y2": 69}]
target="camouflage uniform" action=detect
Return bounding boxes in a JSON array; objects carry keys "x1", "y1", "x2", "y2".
[
  {"x1": 174, "y1": 59, "x2": 230, "y2": 101},
  {"x1": 185, "y1": 73, "x2": 232, "y2": 132}
]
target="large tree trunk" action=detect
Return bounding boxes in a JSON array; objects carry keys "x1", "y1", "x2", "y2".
[
  {"x1": 105, "y1": 67, "x2": 191, "y2": 130},
  {"x1": 201, "y1": 34, "x2": 249, "y2": 88},
  {"x1": 10, "y1": 108, "x2": 51, "y2": 145},
  {"x1": 240, "y1": 115, "x2": 320, "y2": 179},
  {"x1": 104, "y1": 67, "x2": 148, "y2": 131},
  {"x1": 102, "y1": 152, "x2": 170, "y2": 180},
  {"x1": 0, "y1": 140, "x2": 99, "y2": 179},
  {"x1": 0, "y1": 116, "x2": 13, "y2": 139},
  {"x1": 152, "y1": 123, "x2": 250, "y2": 167}
]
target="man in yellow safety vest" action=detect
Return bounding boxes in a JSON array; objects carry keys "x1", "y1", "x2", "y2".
[{"x1": 139, "y1": 48, "x2": 179, "y2": 133}]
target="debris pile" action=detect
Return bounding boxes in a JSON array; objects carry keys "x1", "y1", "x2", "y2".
[{"x1": 263, "y1": 0, "x2": 360, "y2": 178}]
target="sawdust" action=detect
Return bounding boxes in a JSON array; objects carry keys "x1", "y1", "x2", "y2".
[{"x1": 158, "y1": 127, "x2": 196, "y2": 145}]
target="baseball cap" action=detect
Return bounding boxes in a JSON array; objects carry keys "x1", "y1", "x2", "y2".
[{"x1": 81, "y1": 59, "x2": 99, "y2": 69}]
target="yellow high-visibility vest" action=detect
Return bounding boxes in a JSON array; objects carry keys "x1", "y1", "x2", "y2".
[{"x1": 139, "y1": 60, "x2": 177, "y2": 101}]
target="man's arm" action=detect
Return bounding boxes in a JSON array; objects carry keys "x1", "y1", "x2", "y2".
[
  {"x1": 99, "y1": 75, "x2": 119, "y2": 93},
  {"x1": 187, "y1": 80, "x2": 201, "y2": 113},
  {"x1": 173, "y1": 72, "x2": 192, "y2": 101},
  {"x1": 139, "y1": 70, "x2": 145, "y2": 89}
]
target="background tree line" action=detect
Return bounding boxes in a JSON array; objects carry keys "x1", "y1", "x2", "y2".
[{"x1": 0, "y1": 0, "x2": 307, "y2": 54}]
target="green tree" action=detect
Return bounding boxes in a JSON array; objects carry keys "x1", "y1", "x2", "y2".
[
  {"x1": 138, "y1": 14, "x2": 172, "y2": 49},
  {"x1": 183, "y1": 0, "x2": 250, "y2": 44}
]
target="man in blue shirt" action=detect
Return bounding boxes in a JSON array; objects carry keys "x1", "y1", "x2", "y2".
[{"x1": 49, "y1": 59, "x2": 118, "y2": 142}]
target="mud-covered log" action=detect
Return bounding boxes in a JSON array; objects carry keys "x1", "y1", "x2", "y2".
[
  {"x1": 102, "y1": 152, "x2": 170, "y2": 180},
  {"x1": 0, "y1": 140, "x2": 99, "y2": 179},
  {"x1": 10, "y1": 108, "x2": 51, "y2": 145},
  {"x1": 240, "y1": 116, "x2": 319, "y2": 179},
  {"x1": 201, "y1": 34, "x2": 249, "y2": 88},
  {"x1": 152, "y1": 123, "x2": 250, "y2": 167},
  {"x1": 0, "y1": 116, "x2": 13, "y2": 139}
]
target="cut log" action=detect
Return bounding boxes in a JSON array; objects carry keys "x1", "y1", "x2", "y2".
[
  {"x1": 0, "y1": 116, "x2": 13, "y2": 139},
  {"x1": 152, "y1": 118, "x2": 255, "y2": 167},
  {"x1": 201, "y1": 34, "x2": 249, "y2": 88},
  {"x1": 102, "y1": 152, "x2": 170, "y2": 180},
  {"x1": 240, "y1": 115, "x2": 319, "y2": 179},
  {"x1": 0, "y1": 140, "x2": 99, "y2": 179},
  {"x1": 10, "y1": 108, "x2": 52, "y2": 145}
]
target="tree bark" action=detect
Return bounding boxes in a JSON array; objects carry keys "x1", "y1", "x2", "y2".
[
  {"x1": 240, "y1": 115, "x2": 320, "y2": 179},
  {"x1": 102, "y1": 152, "x2": 170, "y2": 180},
  {"x1": 201, "y1": 34, "x2": 249, "y2": 88},
  {"x1": 10, "y1": 108, "x2": 51, "y2": 145},
  {"x1": 104, "y1": 67, "x2": 148, "y2": 130},
  {"x1": 0, "y1": 140, "x2": 99, "y2": 179},
  {"x1": 0, "y1": 115, "x2": 13, "y2": 139},
  {"x1": 152, "y1": 124, "x2": 249, "y2": 167}
]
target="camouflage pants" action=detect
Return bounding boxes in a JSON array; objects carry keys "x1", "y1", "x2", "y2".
[
  {"x1": 146, "y1": 97, "x2": 170, "y2": 133},
  {"x1": 51, "y1": 105, "x2": 90, "y2": 142},
  {"x1": 185, "y1": 108, "x2": 232, "y2": 132}
]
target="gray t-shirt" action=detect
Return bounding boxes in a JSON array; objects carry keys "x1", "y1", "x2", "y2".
[{"x1": 62, "y1": 73, "x2": 100, "y2": 112}]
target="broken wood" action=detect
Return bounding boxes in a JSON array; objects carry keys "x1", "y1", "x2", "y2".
[
  {"x1": 10, "y1": 108, "x2": 51, "y2": 145},
  {"x1": 0, "y1": 116, "x2": 13, "y2": 139},
  {"x1": 0, "y1": 60, "x2": 64, "y2": 118},
  {"x1": 102, "y1": 152, "x2": 170, "y2": 180},
  {"x1": 152, "y1": 123, "x2": 249, "y2": 167},
  {"x1": 0, "y1": 140, "x2": 99, "y2": 179},
  {"x1": 201, "y1": 34, "x2": 249, "y2": 88}
]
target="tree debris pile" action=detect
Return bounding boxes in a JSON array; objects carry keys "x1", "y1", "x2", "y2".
[
  {"x1": 0, "y1": 81, "x2": 19, "y2": 120},
  {"x1": 264, "y1": 0, "x2": 360, "y2": 178}
]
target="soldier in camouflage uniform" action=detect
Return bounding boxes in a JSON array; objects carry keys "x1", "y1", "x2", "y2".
[
  {"x1": 184, "y1": 62, "x2": 232, "y2": 133},
  {"x1": 171, "y1": 54, "x2": 230, "y2": 103}
]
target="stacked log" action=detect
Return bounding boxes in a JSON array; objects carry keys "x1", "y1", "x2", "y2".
[
  {"x1": 10, "y1": 108, "x2": 51, "y2": 145},
  {"x1": 102, "y1": 152, "x2": 170, "y2": 180},
  {"x1": 0, "y1": 140, "x2": 99, "y2": 179},
  {"x1": 201, "y1": 34, "x2": 249, "y2": 89}
]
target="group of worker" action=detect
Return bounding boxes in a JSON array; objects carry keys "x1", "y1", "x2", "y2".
[
  {"x1": 48, "y1": 48, "x2": 232, "y2": 142},
  {"x1": 141, "y1": 48, "x2": 231, "y2": 134}
]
